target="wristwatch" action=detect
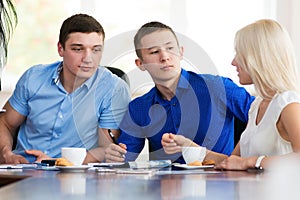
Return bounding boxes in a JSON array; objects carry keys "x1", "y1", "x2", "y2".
[{"x1": 255, "y1": 155, "x2": 266, "y2": 170}]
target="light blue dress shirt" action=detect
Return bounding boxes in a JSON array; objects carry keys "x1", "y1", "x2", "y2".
[{"x1": 10, "y1": 61, "x2": 131, "y2": 162}]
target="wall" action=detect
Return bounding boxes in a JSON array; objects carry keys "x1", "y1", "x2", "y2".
[{"x1": 277, "y1": 0, "x2": 300, "y2": 70}]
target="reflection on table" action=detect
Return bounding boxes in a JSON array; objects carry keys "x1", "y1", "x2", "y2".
[
  {"x1": 2, "y1": 154, "x2": 300, "y2": 199},
  {"x1": 3, "y1": 157, "x2": 300, "y2": 200},
  {"x1": 0, "y1": 165, "x2": 269, "y2": 200}
]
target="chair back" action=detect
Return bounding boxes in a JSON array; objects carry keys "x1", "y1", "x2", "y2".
[{"x1": 106, "y1": 66, "x2": 130, "y2": 87}]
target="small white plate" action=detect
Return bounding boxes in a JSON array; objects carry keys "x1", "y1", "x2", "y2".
[
  {"x1": 173, "y1": 163, "x2": 214, "y2": 170},
  {"x1": 90, "y1": 162, "x2": 125, "y2": 167},
  {"x1": 56, "y1": 165, "x2": 91, "y2": 172}
]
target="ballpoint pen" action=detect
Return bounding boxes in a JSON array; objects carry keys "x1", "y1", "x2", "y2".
[
  {"x1": 108, "y1": 129, "x2": 126, "y2": 158},
  {"x1": 108, "y1": 129, "x2": 117, "y2": 144}
]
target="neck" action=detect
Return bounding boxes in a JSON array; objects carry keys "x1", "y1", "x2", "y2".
[
  {"x1": 60, "y1": 70, "x2": 84, "y2": 93},
  {"x1": 156, "y1": 78, "x2": 179, "y2": 101}
]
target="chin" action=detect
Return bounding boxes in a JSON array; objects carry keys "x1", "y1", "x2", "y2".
[
  {"x1": 239, "y1": 81, "x2": 252, "y2": 85},
  {"x1": 77, "y1": 71, "x2": 94, "y2": 80}
]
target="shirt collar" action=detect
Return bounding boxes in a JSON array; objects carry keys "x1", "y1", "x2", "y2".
[
  {"x1": 177, "y1": 68, "x2": 190, "y2": 90},
  {"x1": 52, "y1": 62, "x2": 99, "y2": 90},
  {"x1": 52, "y1": 62, "x2": 63, "y2": 85}
]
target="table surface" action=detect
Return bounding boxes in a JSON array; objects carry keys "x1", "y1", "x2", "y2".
[{"x1": 0, "y1": 164, "x2": 276, "y2": 200}]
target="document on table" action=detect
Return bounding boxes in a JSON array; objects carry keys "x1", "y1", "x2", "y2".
[
  {"x1": 155, "y1": 169, "x2": 223, "y2": 175},
  {"x1": 0, "y1": 164, "x2": 23, "y2": 169},
  {"x1": 129, "y1": 160, "x2": 172, "y2": 169},
  {"x1": 90, "y1": 160, "x2": 171, "y2": 169},
  {"x1": 96, "y1": 167, "x2": 158, "y2": 174},
  {"x1": 116, "y1": 169, "x2": 157, "y2": 175}
]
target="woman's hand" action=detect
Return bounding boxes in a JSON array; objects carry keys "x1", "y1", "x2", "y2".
[{"x1": 215, "y1": 155, "x2": 254, "y2": 170}]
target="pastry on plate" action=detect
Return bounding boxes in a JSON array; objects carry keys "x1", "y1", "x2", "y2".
[
  {"x1": 202, "y1": 160, "x2": 215, "y2": 166},
  {"x1": 187, "y1": 160, "x2": 202, "y2": 166},
  {"x1": 55, "y1": 158, "x2": 74, "y2": 166}
]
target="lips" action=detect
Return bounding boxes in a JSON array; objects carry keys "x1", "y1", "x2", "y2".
[
  {"x1": 80, "y1": 66, "x2": 93, "y2": 72},
  {"x1": 161, "y1": 65, "x2": 173, "y2": 70}
]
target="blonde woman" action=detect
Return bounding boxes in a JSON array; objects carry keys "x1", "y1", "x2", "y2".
[{"x1": 162, "y1": 19, "x2": 300, "y2": 170}]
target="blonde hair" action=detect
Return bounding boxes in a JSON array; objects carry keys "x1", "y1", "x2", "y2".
[{"x1": 234, "y1": 19, "x2": 300, "y2": 100}]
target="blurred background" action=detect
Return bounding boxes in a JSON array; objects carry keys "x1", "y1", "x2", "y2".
[{"x1": 1, "y1": 0, "x2": 299, "y2": 105}]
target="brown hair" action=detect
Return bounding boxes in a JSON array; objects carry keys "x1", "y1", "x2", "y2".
[
  {"x1": 59, "y1": 13, "x2": 105, "y2": 48},
  {"x1": 134, "y1": 21, "x2": 179, "y2": 59}
]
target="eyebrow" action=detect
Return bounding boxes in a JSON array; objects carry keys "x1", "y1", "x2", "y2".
[
  {"x1": 146, "y1": 41, "x2": 173, "y2": 50},
  {"x1": 70, "y1": 44, "x2": 103, "y2": 48}
]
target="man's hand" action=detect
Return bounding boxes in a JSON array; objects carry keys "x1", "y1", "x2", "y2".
[
  {"x1": 1, "y1": 150, "x2": 29, "y2": 164},
  {"x1": 104, "y1": 143, "x2": 127, "y2": 163},
  {"x1": 25, "y1": 150, "x2": 51, "y2": 163},
  {"x1": 161, "y1": 133, "x2": 182, "y2": 154},
  {"x1": 161, "y1": 133, "x2": 195, "y2": 154}
]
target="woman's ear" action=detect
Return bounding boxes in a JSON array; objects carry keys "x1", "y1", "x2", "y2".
[{"x1": 135, "y1": 58, "x2": 146, "y2": 71}]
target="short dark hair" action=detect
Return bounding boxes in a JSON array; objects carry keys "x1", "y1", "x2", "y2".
[
  {"x1": 59, "y1": 13, "x2": 105, "y2": 48},
  {"x1": 134, "y1": 21, "x2": 179, "y2": 59}
]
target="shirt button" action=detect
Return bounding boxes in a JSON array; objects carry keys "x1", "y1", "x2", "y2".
[{"x1": 172, "y1": 103, "x2": 176, "y2": 106}]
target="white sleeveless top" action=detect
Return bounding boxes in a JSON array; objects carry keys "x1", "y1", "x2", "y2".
[{"x1": 240, "y1": 91, "x2": 300, "y2": 157}]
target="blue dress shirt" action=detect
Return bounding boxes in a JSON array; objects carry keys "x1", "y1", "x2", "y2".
[
  {"x1": 10, "y1": 61, "x2": 131, "y2": 162},
  {"x1": 118, "y1": 69, "x2": 254, "y2": 163}
]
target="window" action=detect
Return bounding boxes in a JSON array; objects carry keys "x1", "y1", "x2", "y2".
[{"x1": 1, "y1": 0, "x2": 276, "y2": 105}]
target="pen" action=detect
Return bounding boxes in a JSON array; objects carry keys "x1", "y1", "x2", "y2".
[
  {"x1": 108, "y1": 129, "x2": 117, "y2": 144},
  {"x1": 108, "y1": 129, "x2": 126, "y2": 158}
]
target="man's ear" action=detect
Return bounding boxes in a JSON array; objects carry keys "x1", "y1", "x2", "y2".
[
  {"x1": 135, "y1": 58, "x2": 146, "y2": 71},
  {"x1": 179, "y1": 46, "x2": 184, "y2": 60},
  {"x1": 57, "y1": 42, "x2": 63, "y2": 57}
]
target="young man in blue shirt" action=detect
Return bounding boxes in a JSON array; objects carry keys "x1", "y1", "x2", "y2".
[
  {"x1": 0, "y1": 14, "x2": 131, "y2": 164},
  {"x1": 105, "y1": 21, "x2": 254, "y2": 164}
]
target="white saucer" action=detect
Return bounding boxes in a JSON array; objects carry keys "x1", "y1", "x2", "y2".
[
  {"x1": 56, "y1": 165, "x2": 91, "y2": 172},
  {"x1": 173, "y1": 163, "x2": 214, "y2": 170}
]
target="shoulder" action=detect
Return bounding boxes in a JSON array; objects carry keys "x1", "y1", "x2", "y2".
[
  {"x1": 95, "y1": 66, "x2": 129, "y2": 91},
  {"x1": 277, "y1": 91, "x2": 300, "y2": 102},
  {"x1": 125, "y1": 88, "x2": 156, "y2": 124},
  {"x1": 188, "y1": 72, "x2": 237, "y2": 88},
  {"x1": 272, "y1": 91, "x2": 300, "y2": 109},
  {"x1": 183, "y1": 71, "x2": 225, "y2": 91},
  {"x1": 185, "y1": 71, "x2": 220, "y2": 82},
  {"x1": 129, "y1": 88, "x2": 156, "y2": 109},
  {"x1": 23, "y1": 61, "x2": 60, "y2": 76},
  {"x1": 17, "y1": 61, "x2": 61, "y2": 85},
  {"x1": 192, "y1": 72, "x2": 249, "y2": 97},
  {"x1": 278, "y1": 92, "x2": 300, "y2": 139}
]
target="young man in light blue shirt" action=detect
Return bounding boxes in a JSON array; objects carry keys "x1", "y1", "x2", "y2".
[{"x1": 0, "y1": 14, "x2": 131, "y2": 164}]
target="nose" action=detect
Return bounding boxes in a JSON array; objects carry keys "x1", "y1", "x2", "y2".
[
  {"x1": 231, "y1": 58, "x2": 237, "y2": 67},
  {"x1": 82, "y1": 49, "x2": 93, "y2": 63},
  {"x1": 160, "y1": 49, "x2": 170, "y2": 63}
]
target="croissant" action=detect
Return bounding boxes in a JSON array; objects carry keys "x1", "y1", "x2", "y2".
[{"x1": 55, "y1": 158, "x2": 74, "y2": 166}]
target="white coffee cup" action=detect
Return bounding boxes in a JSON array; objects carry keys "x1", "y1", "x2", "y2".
[
  {"x1": 182, "y1": 146, "x2": 206, "y2": 164},
  {"x1": 61, "y1": 147, "x2": 87, "y2": 166}
]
